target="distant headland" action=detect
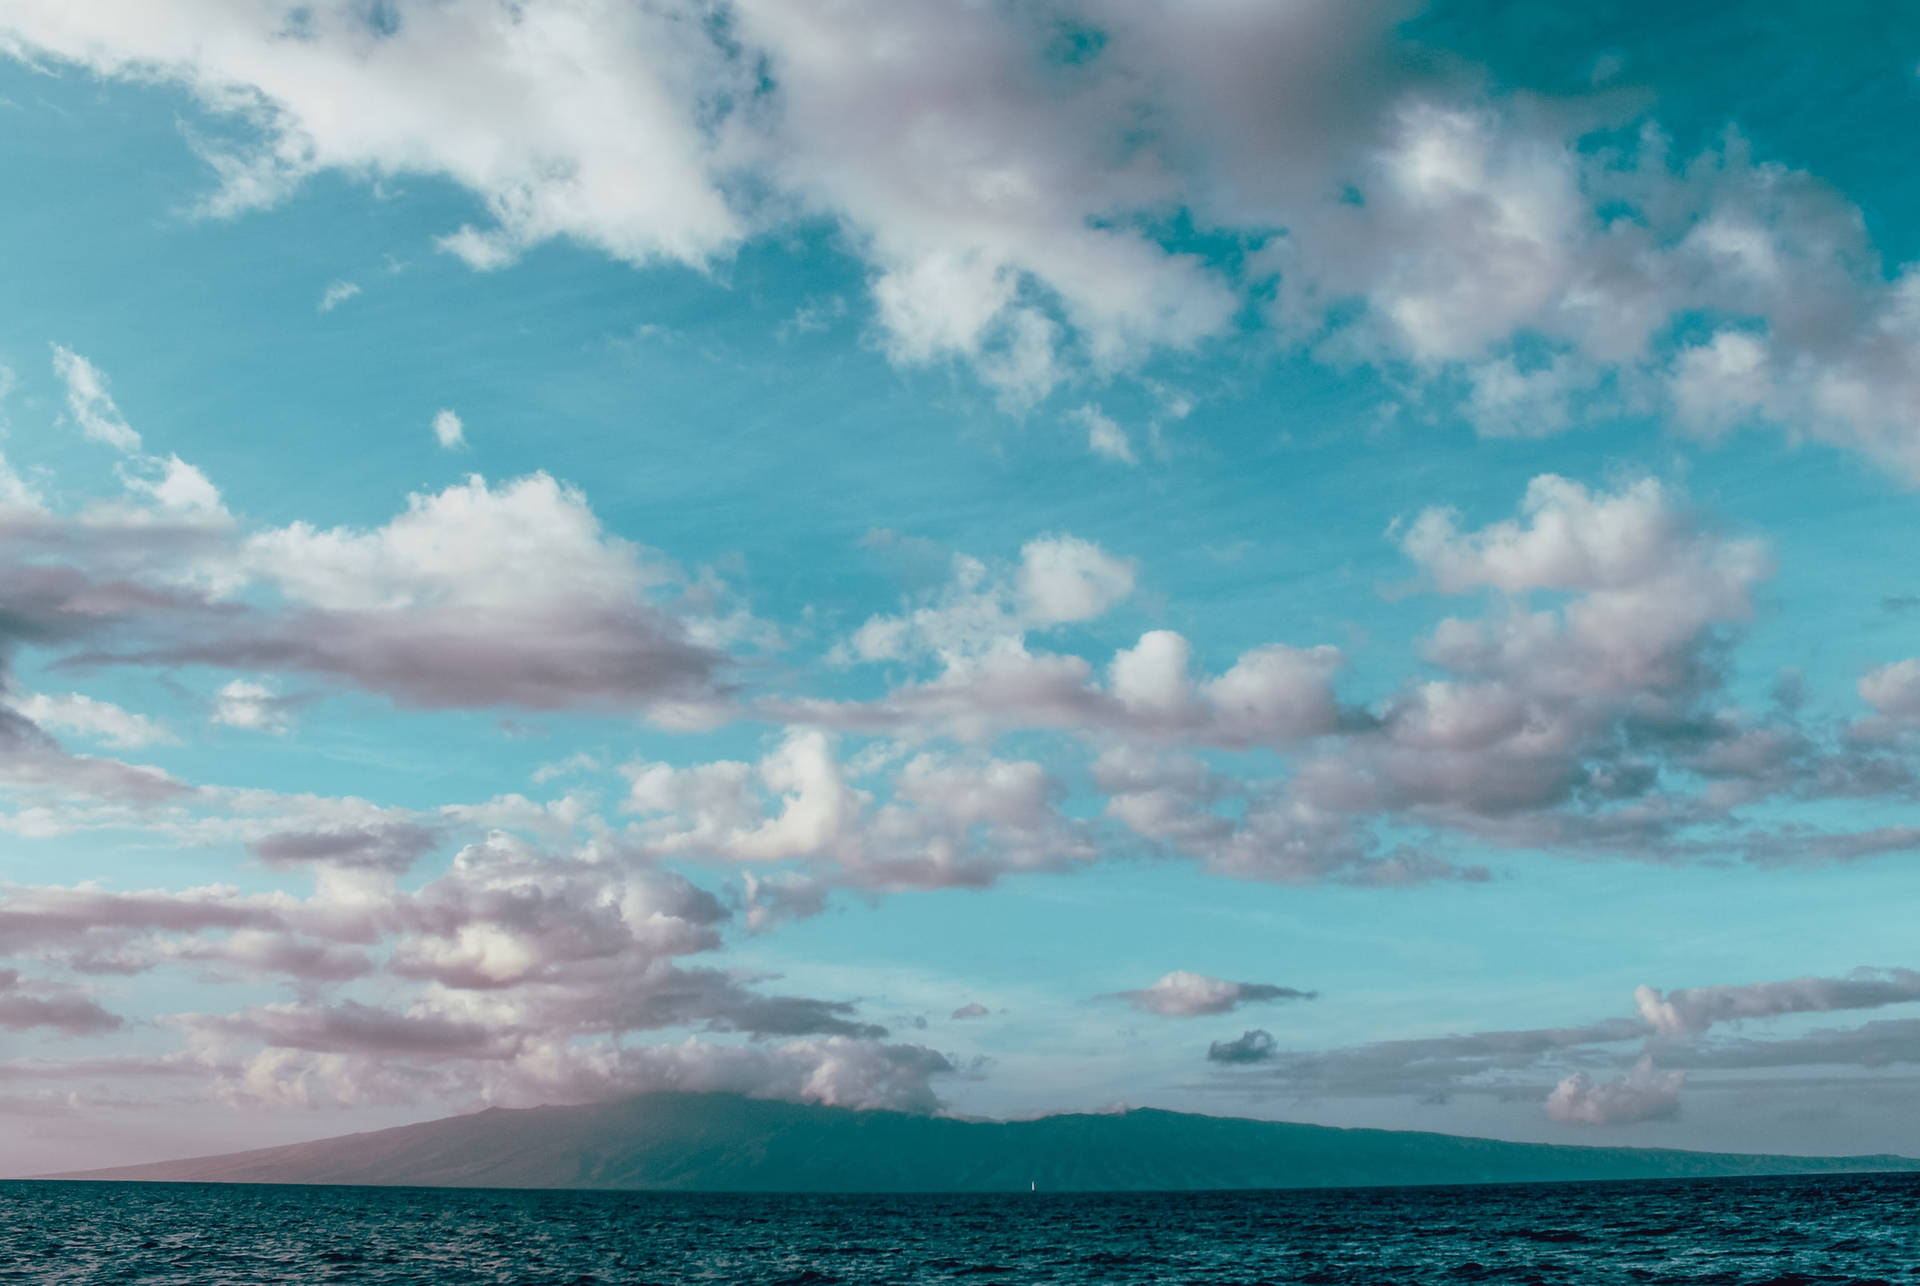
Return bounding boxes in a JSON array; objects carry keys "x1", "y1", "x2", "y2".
[{"x1": 50, "y1": 1092, "x2": 1920, "y2": 1193}]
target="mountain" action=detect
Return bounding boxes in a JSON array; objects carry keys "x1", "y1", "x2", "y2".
[{"x1": 52, "y1": 1092, "x2": 1917, "y2": 1192}]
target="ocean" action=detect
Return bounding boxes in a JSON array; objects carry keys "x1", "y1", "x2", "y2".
[{"x1": 3, "y1": 1171, "x2": 1915, "y2": 1284}]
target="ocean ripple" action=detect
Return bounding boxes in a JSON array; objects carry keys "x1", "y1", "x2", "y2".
[{"x1": 2, "y1": 1171, "x2": 1916, "y2": 1284}]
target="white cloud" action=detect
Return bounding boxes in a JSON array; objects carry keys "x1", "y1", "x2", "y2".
[
  {"x1": 530, "y1": 752, "x2": 601, "y2": 785},
  {"x1": 1668, "y1": 330, "x2": 1772, "y2": 438},
  {"x1": 431, "y1": 409, "x2": 465, "y2": 450},
  {"x1": 623, "y1": 730, "x2": 1092, "y2": 901},
  {"x1": 1073, "y1": 404, "x2": 1137, "y2": 465},
  {"x1": 1463, "y1": 353, "x2": 1596, "y2": 439},
  {"x1": 624, "y1": 729, "x2": 863, "y2": 865},
  {"x1": 2, "y1": 1, "x2": 743, "y2": 270},
  {"x1": 1014, "y1": 535, "x2": 1136, "y2": 626},
  {"x1": 0, "y1": 389, "x2": 743, "y2": 720},
  {"x1": 1545, "y1": 1055, "x2": 1683, "y2": 1126},
  {"x1": 1116, "y1": 970, "x2": 1315, "y2": 1018},
  {"x1": 14, "y1": 693, "x2": 176, "y2": 749},
  {"x1": 11, "y1": 2, "x2": 1920, "y2": 478},
  {"x1": 122, "y1": 453, "x2": 225, "y2": 517},
  {"x1": 223, "y1": 472, "x2": 723, "y2": 710},
  {"x1": 1861, "y1": 659, "x2": 1920, "y2": 725},
  {"x1": 212, "y1": 680, "x2": 289, "y2": 734},
  {"x1": 247, "y1": 473, "x2": 654, "y2": 615},
  {"x1": 318, "y1": 280, "x2": 361, "y2": 312},
  {"x1": 43, "y1": 349, "x2": 227, "y2": 524},
  {"x1": 50, "y1": 345, "x2": 139, "y2": 452},
  {"x1": 0, "y1": 450, "x2": 42, "y2": 513},
  {"x1": 838, "y1": 534, "x2": 1135, "y2": 669}
]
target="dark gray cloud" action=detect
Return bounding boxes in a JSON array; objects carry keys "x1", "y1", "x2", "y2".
[
  {"x1": 1219, "y1": 1018, "x2": 1649, "y2": 1100},
  {"x1": 1207, "y1": 1029, "x2": 1277, "y2": 1064},
  {"x1": 1636, "y1": 970, "x2": 1920, "y2": 1036},
  {"x1": 0, "y1": 969, "x2": 122, "y2": 1035},
  {"x1": 165, "y1": 933, "x2": 374, "y2": 985},
  {"x1": 1661, "y1": 1018, "x2": 1920, "y2": 1072},
  {"x1": 548, "y1": 964, "x2": 890, "y2": 1041},
  {"x1": 0, "y1": 885, "x2": 285, "y2": 957},
  {"x1": 0, "y1": 1054, "x2": 201, "y2": 1082},
  {"x1": 100, "y1": 603, "x2": 725, "y2": 712},
  {"x1": 1201, "y1": 967, "x2": 1920, "y2": 1128},
  {"x1": 185, "y1": 1000, "x2": 511, "y2": 1059},
  {"x1": 250, "y1": 822, "x2": 442, "y2": 874},
  {"x1": 0, "y1": 704, "x2": 189, "y2": 808}
]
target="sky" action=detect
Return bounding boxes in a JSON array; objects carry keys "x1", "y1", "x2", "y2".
[{"x1": 2, "y1": 1, "x2": 1920, "y2": 1176}]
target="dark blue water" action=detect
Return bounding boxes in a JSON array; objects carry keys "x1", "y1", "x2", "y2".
[{"x1": 3, "y1": 1173, "x2": 1916, "y2": 1284}]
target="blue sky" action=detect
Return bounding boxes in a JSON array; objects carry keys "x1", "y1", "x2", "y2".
[{"x1": 3, "y1": 1, "x2": 1920, "y2": 1174}]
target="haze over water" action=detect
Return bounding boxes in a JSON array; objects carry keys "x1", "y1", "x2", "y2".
[{"x1": 7, "y1": 1173, "x2": 1917, "y2": 1285}]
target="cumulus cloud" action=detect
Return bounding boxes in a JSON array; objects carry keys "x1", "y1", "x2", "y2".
[
  {"x1": 1277, "y1": 474, "x2": 1780, "y2": 852},
  {"x1": 0, "y1": 352, "x2": 750, "y2": 740},
  {"x1": 1545, "y1": 1056, "x2": 1684, "y2": 1126},
  {"x1": 211, "y1": 680, "x2": 292, "y2": 733},
  {"x1": 11, "y1": 5, "x2": 1920, "y2": 474},
  {"x1": 1116, "y1": 970, "x2": 1316, "y2": 1018},
  {"x1": 0, "y1": 451, "x2": 1894, "y2": 918},
  {"x1": 804, "y1": 471, "x2": 1892, "y2": 879},
  {"x1": 810, "y1": 535, "x2": 1348, "y2": 752},
  {"x1": 431, "y1": 409, "x2": 465, "y2": 450},
  {"x1": 216, "y1": 472, "x2": 723, "y2": 709},
  {"x1": 0, "y1": 811, "x2": 962, "y2": 1117},
  {"x1": 1016, "y1": 537, "x2": 1136, "y2": 625},
  {"x1": 839, "y1": 535, "x2": 1135, "y2": 670},
  {"x1": 624, "y1": 730, "x2": 1093, "y2": 900},
  {"x1": 2, "y1": 1, "x2": 743, "y2": 267},
  {"x1": 751, "y1": 468, "x2": 1920, "y2": 892},
  {"x1": 1094, "y1": 745, "x2": 1482, "y2": 887},
  {"x1": 802, "y1": 628, "x2": 1349, "y2": 752},
  {"x1": 13, "y1": 692, "x2": 174, "y2": 749},
  {"x1": 48, "y1": 469, "x2": 734, "y2": 714}
]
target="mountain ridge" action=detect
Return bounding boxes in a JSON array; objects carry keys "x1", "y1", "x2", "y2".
[{"x1": 50, "y1": 1092, "x2": 1919, "y2": 1192}]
